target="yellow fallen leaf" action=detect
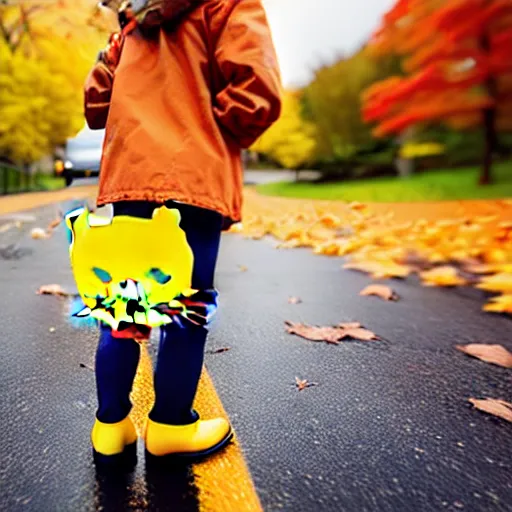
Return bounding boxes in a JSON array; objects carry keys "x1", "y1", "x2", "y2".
[
  {"x1": 463, "y1": 263, "x2": 495, "y2": 275},
  {"x1": 468, "y1": 398, "x2": 512, "y2": 422},
  {"x1": 483, "y1": 294, "x2": 512, "y2": 314},
  {"x1": 344, "y1": 260, "x2": 411, "y2": 279},
  {"x1": 482, "y1": 248, "x2": 508, "y2": 264},
  {"x1": 228, "y1": 223, "x2": 243, "y2": 233},
  {"x1": 456, "y1": 344, "x2": 512, "y2": 368},
  {"x1": 477, "y1": 273, "x2": 512, "y2": 294},
  {"x1": 360, "y1": 284, "x2": 399, "y2": 301},
  {"x1": 420, "y1": 266, "x2": 467, "y2": 287}
]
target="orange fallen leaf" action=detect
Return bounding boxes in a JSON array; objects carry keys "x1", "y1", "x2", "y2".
[
  {"x1": 37, "y1": 284, "x2": 70, "y2": 296},
  {"x1": 456, "y1": 344, "x2": 512, "y2": 369},
  {"x1": 319, "y1": 213, "x2": 342, "y2": 228},
  {"x1": 288, "y1": 296, "x2": 302, "y2": 304},
  {"x1": 420, "y1": 266, "x2": 467, "y2": 287},
  {"x1": 360, "y1": 284, "x2": 399, "y2": 301},
  {"x1": 348, "y1": 201, "x2": 368, "y2": 211},
  {"x1": 468, "y1": 398, "x2": 512, "y2": 422},
  {"x1": 31, "y1": 228, "x2": 50, "y2": 240},
  {"x1": 295, "y1": 377, "x2": 317, "y2": 391},
  {"x1": 483, "y1": 294, "x2": 512, "y2": 314}
]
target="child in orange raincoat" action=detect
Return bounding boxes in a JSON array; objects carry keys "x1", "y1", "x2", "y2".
[{"x1": 84, "y1": 0, "x2": 281, "y2": 467}]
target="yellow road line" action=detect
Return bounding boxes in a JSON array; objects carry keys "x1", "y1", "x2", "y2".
[{"x1": 131, "y1": 344, "x2": 263, "y2": 512}]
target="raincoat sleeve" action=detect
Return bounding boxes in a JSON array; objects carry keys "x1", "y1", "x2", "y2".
[
  {"x1": 84, "y1": 33, "x2": 123, "y2": 130},
  {"x1": 84, "y1": 61, "x2": 114, "y2": 130},
  {"x1": 212, "y1": 0, "x2": 282, "y2": 148}
]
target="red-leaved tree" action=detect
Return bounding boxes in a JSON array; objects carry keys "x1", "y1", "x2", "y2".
[{"x1": 362, "y1": 0, "x2": 512, "y2": 184}]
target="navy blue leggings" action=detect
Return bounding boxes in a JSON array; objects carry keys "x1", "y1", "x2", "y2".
[{"x1": 95, "y1": 201, "x2": 223, "y2": 425}]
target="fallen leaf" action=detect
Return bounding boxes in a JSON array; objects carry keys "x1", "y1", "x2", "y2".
[
  {"x1": 468, "y1": 398, "x2": 512, "y2": 422},
  {"x1": 477, "y1": 273, "x2": 512, "y2": 294},
  {"x1": 339, "y1": 326, "x2": 379, "y2": 342},
  {"x1": 360, "y1": 284, "x2": 399, "y2": 301},
  {"x1": 47, "y1": 216, "x2": 63, "y2": 231},
  {"x1": 463, "y1": 263, "x2": 495, "y2": 275},
  {"x1": 456, "y1": 344, "x2": 512, "y2": 368},
  {"x1": 206, "y1": 347, "x2": 231, "y2": 354},
  {"x1": 31, "y1": 228, "x2": 50, "y2": 239},
  {"x1": 344, "y1": 260, "x2": 411, "y2": 279},
  {"x1": 285, "y1": 321, "x2": 341, "y2": 344},
  {"x1": 285, "y1": 321, "x2": 378, "y2": 343},
  {"x1": 483, "y1": 294, "x2": 512, "y2": 314},
  {"x1": 337, "y1": 322, "x2": 362, "y2": 329},
  {"x1": 348, "y1": 201, "x2": 368, "y2": 211},
  {"x1": 37, "y1": 284, "x2": 70, "y2": 296},
  {"x1": 238, "y1": 265, "x2": 248, "y2": 272},
  {"x1": 288, "y1": 296, "x2": 303, "y2": 304},
  {"x1": 295, "y1": 377, "x2": 317, "y2": 391},
  {"x1": 228, "y1": 223, "x2": 243, "y2": 233},
  {"x1": 319, "y1": 213, "x2": 342, "y2": 228},
  {"x1": 420, "y1": 266, "x2": 467, "y2": 287}
]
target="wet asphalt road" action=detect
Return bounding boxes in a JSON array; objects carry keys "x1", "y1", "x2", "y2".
[{"x1": 0, "y1": 201, "x2": 511, "y2": 512}]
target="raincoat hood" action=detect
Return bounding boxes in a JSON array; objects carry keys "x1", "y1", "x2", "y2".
[{"x1": 103, "y1": 0, "x2": 205, "y2": 28}]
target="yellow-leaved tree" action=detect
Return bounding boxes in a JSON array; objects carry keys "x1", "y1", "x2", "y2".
[
  {"x1": 251, "y1": 90, "x2": 318, "y2": 170},
  {"x1": 0, "y1": 0, "x2": 116, "y2": 164}
]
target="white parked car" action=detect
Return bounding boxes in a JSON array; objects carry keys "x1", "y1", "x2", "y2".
[{"x1": 55, "y1": 126, "x2": 105, "y2": 184}]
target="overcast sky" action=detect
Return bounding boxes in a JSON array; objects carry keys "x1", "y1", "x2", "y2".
[{"x1": 262, "y1": 0, "x2": 396, "y2": 87}]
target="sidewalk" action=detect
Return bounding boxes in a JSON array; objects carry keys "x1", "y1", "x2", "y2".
[{"x1": 0, "y1": 185, "x2": 98, "y2": 216}]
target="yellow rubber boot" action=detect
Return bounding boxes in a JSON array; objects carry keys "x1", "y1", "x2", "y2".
[
  {"x1": 91, "y1": 416, "x2": 138, "y2": 469},
  {"x1": 144, "y1": 417, "x2": 232, "y2": 461}
]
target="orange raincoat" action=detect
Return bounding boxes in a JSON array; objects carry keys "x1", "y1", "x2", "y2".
[{"x1": 84, "y1": 0, "x2": 282, "y2": 228}]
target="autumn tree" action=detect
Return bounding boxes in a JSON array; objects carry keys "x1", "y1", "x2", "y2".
[
  {"x1": 362, "y1": 0, "x2": 512, "y2": 184},
  {"x1": 251, "y1": 90, "x2": 318, "y2": 171},
  {"x1": 302, "y1": 49, "x2": 401, "y2": 161},
  {"x1": 0, "y1": 1, "x2": 115, "y2": 165}
]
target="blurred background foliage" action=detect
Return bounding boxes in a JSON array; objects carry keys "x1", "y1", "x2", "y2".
[
  {"x1": 0, "y1": 0, "x2": 115, "y2": 164},
  {"x1": 0, "y1": 0, "x2": 511, "y2": 199}
]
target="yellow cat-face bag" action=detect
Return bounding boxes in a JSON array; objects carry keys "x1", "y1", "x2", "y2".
[{"x1": 65, "y1": 205, "x2": 217, "y2": 340}]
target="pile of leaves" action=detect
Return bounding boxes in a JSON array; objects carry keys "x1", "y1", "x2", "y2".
[{"x1": 232, "y1": 191, "x2": 512, "y2": 315}]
